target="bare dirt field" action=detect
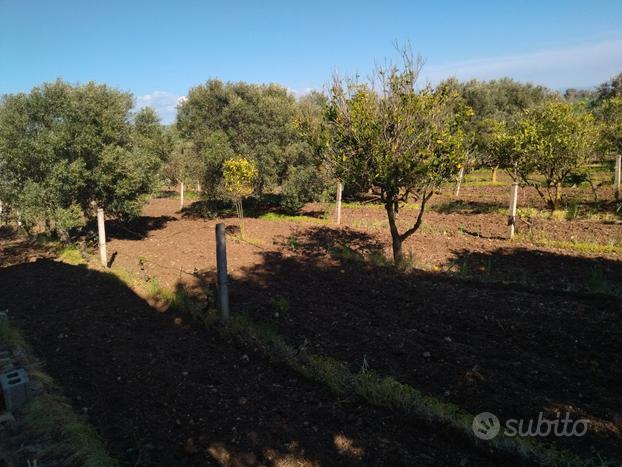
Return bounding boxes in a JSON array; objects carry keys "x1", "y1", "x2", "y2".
[{"x1": 1, "y1": 182, "x2": 621, "y2": 465}]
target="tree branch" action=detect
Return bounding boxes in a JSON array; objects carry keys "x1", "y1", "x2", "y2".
[{"x1": 400, "y1": 190, "x2": 433, "y2": 241}]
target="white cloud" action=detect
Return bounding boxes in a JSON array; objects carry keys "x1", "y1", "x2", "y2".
[
  {"x1": 288, "y1": 87, "x2": 315, "y2": 98},
  {"x1": 422, "y1": 38, "x2": 622, "y2": 89},
  {"x1": 134, "y1": 91, "x2": 183, "y2": 124}
]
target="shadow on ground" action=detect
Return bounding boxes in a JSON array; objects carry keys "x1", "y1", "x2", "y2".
[
  {"x1": 0, "y1": 257, "x2": 491, "y2": 466},
  {"x1": 230, "y1": 227, "x2": 622, "y2": 461},
  {"x1": 447, "y1": 246, "x2": 622, "y2": 295},
  {"x1": 103, "y1": 215, "x2": 178, "y2": 240}
]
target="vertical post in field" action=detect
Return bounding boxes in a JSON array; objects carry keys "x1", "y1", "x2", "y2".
[
  {"x1": 97, "y1": 207, "x2": 108, "y2": 267},
  {"x1": 215, "y1": 223, "x2": 230, "y2": 322},
  {"x1": 508, "y1": 181, "x2": 519, "y2": 239},
  {"x1": 336, "y1": 181, "x2": 343, "y2": 225},
  {"x1": 180, "y1": 181, "x2": 185, "y2": 209},
  {"x1": 615, "y1": 154, "x2": 621, "y2": 200},
  {"x1": 454, "y1": 166, "x2": 465, "y2": 197}
]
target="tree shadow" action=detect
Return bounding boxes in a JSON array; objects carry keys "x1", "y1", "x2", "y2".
[
  {"x1": 445, "y1": 247, "x2": 622, "y2": 296},
  {"x1": 431, "y1": 199, "x2": 505, "y2": 215},
  {"x1": 103, "y1": 215, "x2": 177, "y2": 240},
  {"x1": 230, "y1": 246, "x2": 622, "y2": 461},
  {"x1": 282, "y1": 226, "x2": 385, "y2": 258},
  {"x1": 0, "y1": 256, "x2": 489, "y2": 466}
]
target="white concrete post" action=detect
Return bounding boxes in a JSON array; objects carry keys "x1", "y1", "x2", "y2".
[
  {"x1": 455, "y1": 166, "x2": 465, "y2": 197},
  {"x1": 336, "y1": 181, "x2": 343, "y2": 225},
  {"x1": 508, "y1": 181, "x2": 519, "y2": 239},
  {"x1": 97, "y1": 208, "x2": 108, "y2": 267}
]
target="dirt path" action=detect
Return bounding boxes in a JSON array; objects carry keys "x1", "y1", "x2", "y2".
[{"x1": 0, "y1": 257, "x2": 494, "y2": 466}]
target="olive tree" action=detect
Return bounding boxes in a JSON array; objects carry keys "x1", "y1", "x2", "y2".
[
  {"x1": 0, "y1": 80, "x2": 164, "y2": 238},
  {"x1": 321, "y1": 52, "x2": 471, "y2": 263}
]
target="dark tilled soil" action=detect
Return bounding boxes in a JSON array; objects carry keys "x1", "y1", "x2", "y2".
[
  {"x1": 233, "y1": 246, "x2": 622, "y2": 460},
  {"x1": 0, "y1": 258, "x2": 495, "y2": 466}
]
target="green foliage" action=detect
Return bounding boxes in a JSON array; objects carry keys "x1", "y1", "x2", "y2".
[
  {"x1": 0, "y1": 314, "x2": 27, "y2": 348},
  {"x1": 320, "y1": 50, "x2": 471, "y2": 261},
  {"x1": 222, "y1": 157, "x2": 256, "y2": 218},
  {"x1": 57, "y1": 243, "x2": 86, "y2": 265},
  {"x1": 510, "y1": 100, "x2": 599, "y2": 209},
  {"x1": 594, "y1": 72, "x2": 622, "y2": 105},
  {"x1": 444, "y1": 77, "x2": 553, "y2": 169},
  {"x1": 23, "y1": 395, "x2": 119, "y2": 467},
  {"x1": 94, "y1": 145, "x2": 161, "y2": 221},
  {"x1": 595, "y1": 96, "x2": 622, "y2": 156},
  {"x1": 177, "y1": 80, "x2": 311, "y2": 193},
  {"x1": 280, "y1": 164, "x2": 329, "y2": 213},
  {"x1": 0, "y1": 80, "x2": 166, "y2": 238}
]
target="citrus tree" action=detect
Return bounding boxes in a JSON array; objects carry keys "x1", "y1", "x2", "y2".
[
  {"x1": 321, "y1": 51, "x2": 471, "y2": 263},
  {"x1": 596, "y1": 96, "x2": 622, "y2": 157},
  {"x1": 222, "y1": 157, "x2": 256, "y2": 219},
  {"x1": 511, "y1": 100, "x2": 599, "y2": 209}
]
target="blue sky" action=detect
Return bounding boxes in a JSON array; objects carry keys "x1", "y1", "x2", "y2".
[{"x1": 2, "y1": 0, "x2": 622, "y2": 123}]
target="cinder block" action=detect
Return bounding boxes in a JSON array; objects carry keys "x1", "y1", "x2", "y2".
[{"x1": 0, "y1": 368, "x2": 30, "y2": 411}]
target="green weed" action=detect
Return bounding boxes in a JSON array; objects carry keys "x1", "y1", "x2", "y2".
[
  {"x1": 270, "y1": 296, "x2": 290, "y2": 313},
  {"x1": 586, "y1": 267, "x2": 612, "y2": 295},
  {"x1": 259, "y1": 212, "x2": 327, "y2": 224},
  {"x1": 22, "y1": 395, "x2": 118, "y2": 467},
  {"x1": 57, "y1": 244, "x2": 85, "y2": 265}
]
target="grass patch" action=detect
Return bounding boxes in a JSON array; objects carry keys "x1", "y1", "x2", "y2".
[
  {"x1": 21, "y1": 395, "x2": 119, "y2": 467},
  {"x1": 102, "y1": 267, "x2": 139, "y2": 288},
  {"x1": 0, "y1": 314, "x2": 27, "y2": 348},
  {"x1": 0, "y1": 315, "x2": 117, "y2": 466},
  {"x1": 146, "y1": 278, "x2": 193, "y2": 312},
  {"x1": 258, "y1": 212, "x2": 327, "y2": 224},
  {"x1": 56, "y1": 244, "x2": 86, "y2": 265}
]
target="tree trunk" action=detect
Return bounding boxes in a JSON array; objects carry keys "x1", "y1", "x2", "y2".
[
  {"x1": 554, "y1": 182, "x2": 562, "y2": 209},
  {"x1": 492, "y1": 166, "x2": 498, "y2": 184},
  {"x1": 385, "y1": 202, "x2": 403, "y2": 263}
]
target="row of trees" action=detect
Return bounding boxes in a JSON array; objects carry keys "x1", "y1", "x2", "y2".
[
  {"x1": 171, "y1": 80, "x2": 330, "y2": 214},
  {"x1": 1, "y1": 58, "x2": 621, "y2": 261},
  {"x1": 302, "y1": 52, "x2": 621, "y2": 261}
]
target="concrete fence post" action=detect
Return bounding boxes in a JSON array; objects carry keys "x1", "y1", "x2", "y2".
[
  {"x1": 215, "y1": 223, "x2": 230, "y2": 322},
  {"x1": 336, "y1": 181, "x2": 343, "y2": 225},
  {"x1": 455, "y1": 166, "x2": 465, "y2": 197},
  {"x1": 97, "y1": 207, "x2": 108, "y2": 267},
  {"x1": 508, "y1": 181, "x2": 519, "y2": 239}
]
